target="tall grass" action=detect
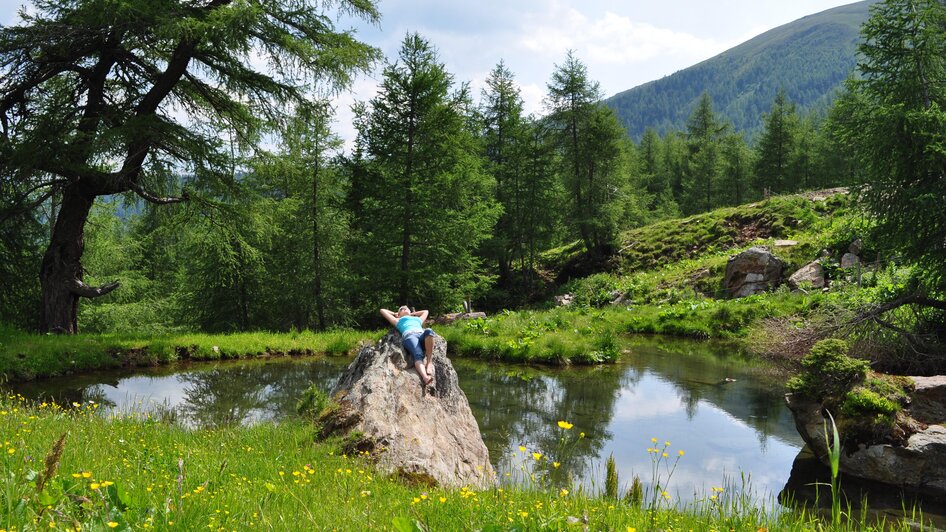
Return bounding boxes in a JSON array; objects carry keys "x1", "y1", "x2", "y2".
[{"x1": 0, "y1": 393, "x2": 933, "y2": 530}]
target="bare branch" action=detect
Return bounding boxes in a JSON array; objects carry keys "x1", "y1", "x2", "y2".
[
  {"x1": 69, "y1": 279, "x2": 120, "y2": 298},
  {"x1": 131, "y1": 182, "x2": 189, "y2": 205}
]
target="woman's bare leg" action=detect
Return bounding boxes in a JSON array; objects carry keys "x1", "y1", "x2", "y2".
[
  {"x1": 414, "y1": 360, "x2": 432, "y2": 385},
  {"x1": 424, "y1": 334, "x2": 434, "y2": 374}
]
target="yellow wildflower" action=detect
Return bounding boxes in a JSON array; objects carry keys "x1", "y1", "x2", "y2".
[
  {"x1": 107, "y1": 523, "x2": 118, "y2": 529},
  {"x1": 557, "y1": 420, "x2": 573, "y2": 430},
  {"x1": 532, "y1": 452, "x2": 542, "y2": 460}
]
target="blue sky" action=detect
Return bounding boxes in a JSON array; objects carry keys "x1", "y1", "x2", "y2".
[{"x1": 1, "y1": 0, "x2": 859, "y2": 145}]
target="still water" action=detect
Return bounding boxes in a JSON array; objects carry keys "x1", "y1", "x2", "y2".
[{"x1": 10, "y1": 337, "x2": 804, "y2": 504}]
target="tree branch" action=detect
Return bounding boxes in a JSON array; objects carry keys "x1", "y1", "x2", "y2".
[
  {"x1": 69, "y1": 279, "x2": 120, "y2": 298},
  {"x1": 130, "y1": 182, "x2": 189, "y2": 205}
]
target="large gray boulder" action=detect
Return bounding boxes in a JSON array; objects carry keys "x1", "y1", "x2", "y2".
[
  {"x1": 788, "y1": 260, "x2": 826, "y2": 290},
  {"x1": 723, "y1": 246, "x2": 786, "y2": 298},
  {"x1": 322, "y1": 331, "x2": 495, "y2": 488},
  {"x1": 786, "y1": 393, "x2": 946, "y2": 498}
]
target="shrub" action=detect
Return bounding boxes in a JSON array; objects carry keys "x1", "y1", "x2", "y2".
[
  {"x1": 296, "y1": 385, "x2": 329, "y2": 418},
  {"x1": 841, "y1": 388, "x2": 898, "y2": 417},
  {"x1": 786, "y1": 339, "x2": 869, "y2": 400}
]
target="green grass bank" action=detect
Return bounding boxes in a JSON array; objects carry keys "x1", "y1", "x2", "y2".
[{"x1": 0, "y1": 393, "x2": 930, "y2": 531}]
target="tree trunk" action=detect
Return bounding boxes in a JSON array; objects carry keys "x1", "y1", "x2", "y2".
[
  {"x1": 40, "y1": 187, "x2": 94, "y2": 333},
  {"x1": 312, "y1": 150, "x2": 326, "y2": 331}
]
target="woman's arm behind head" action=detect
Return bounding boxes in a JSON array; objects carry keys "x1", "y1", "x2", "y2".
[{"x1": 413, "y1": 309, "x2": 429, "y2": 324}]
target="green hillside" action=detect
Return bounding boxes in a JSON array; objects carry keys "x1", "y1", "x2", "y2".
[{"x1": 605, "y1": 0, "x2": 877, "y2": 140}]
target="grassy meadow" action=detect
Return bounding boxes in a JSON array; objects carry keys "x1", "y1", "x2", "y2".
[{"x1": 0, "y1": 392, "x2": 932, "y2": 531}]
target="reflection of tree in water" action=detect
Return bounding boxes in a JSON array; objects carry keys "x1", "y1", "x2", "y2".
[
  {"x1": 9, "y1": 376, "x2": 119, "y2": 410},
  {"x1": 175, "y1": 358, "x2": 347, "y2": 428},
  {"x1": 624, "y1": 339, "x2": 799, "y2": 447},
  {"x1": 455, "y1": 362, "x2": 627, "y2": 481}
]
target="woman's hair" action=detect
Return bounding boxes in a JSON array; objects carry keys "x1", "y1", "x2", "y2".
[{"x1": 398, "y1": 305, "x2": 410, "y2": 312}]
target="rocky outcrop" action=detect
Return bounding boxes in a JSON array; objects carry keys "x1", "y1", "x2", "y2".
[
  {"x1": 788, "y1": 260, "x2": 826, "y2": 290},
  {"x1": 321, "y1": 331, "x2": 495, "y2": 488},
  {"x1": 554, "y1": 294, "x2": 574, "y2": 306},
  {"x1": 910, "y1": 376, "x2": 946, "y2": 425},
  {"x1": 723, "y1": 246, "x2": 786, "y2": 298},
  {"x1": 786, "y1": 393, "x2": 946, "y2": 499}
]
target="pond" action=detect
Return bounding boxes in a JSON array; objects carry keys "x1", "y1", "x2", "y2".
[{"x1": 8, "y1": 336, "x2": 944, "y2": 520}]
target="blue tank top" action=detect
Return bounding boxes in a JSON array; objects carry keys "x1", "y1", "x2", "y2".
[{"x1": 396, "y1": 316, "x2": 423, "y2": 335}]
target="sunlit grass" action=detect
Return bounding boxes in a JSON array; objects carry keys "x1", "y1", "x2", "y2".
[
  {"x1": 0, "y1": 325, "x2": 376, "y2": 381},
  {"x1": 0, "y1": 394, "x2": 930, "y2": 531}
]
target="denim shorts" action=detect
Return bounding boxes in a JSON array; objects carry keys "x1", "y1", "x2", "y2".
[{"x1": 402, "y1": 328, "x2": 436, "y2": 362}]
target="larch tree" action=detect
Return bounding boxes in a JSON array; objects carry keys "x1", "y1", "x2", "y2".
[
  {"x1": 754, "y1": 89, "x2": 799, "y2": 195},
  {"x1": 546, "y1": 51, "x2": 628, "y2": 255},
  {"x1": 480, "y1": 61, "x2": 528, "y2": 285},
  {"x1": 0, "y1": 0, "x2": 380, "y2": 333},
  {"x1": 350, "y1": 33, "x2": 499, "y2": 314},
  {"x1": 682, "y1": 92, "x2": 727, "y2": 213},
  {"x1": 834, "y1": 0, "x2": 946, "y2": 296}
]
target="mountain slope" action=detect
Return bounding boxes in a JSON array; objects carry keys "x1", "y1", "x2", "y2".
[{"x1": 605, "y1": 1, "x2": 877, "y2": 140}]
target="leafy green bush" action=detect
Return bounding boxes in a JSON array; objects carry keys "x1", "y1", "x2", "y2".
[
  {"x1": 786, "y1": 339, "x2": 869, "y2": 400},
  {"x1": 567, "y1": 273, "x2": 619, "y2": 307}
]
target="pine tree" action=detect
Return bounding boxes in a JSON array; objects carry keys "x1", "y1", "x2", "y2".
[
  {"x1": 682, "y1": 92, "x2": 728, "y2": 213},
  {"x1": 546, "y1": 51, "x2": 628, "y2": 255},
  {"x1": 833, "y1": 0, "x2": 946, "y2": 292},
  {"x1": 0, "y1": 0, "x2": 380, "y2": 333},
  {"x1": 249, "y1": 103, "x2": 349, "y2": 330},
  {"x1": 481, "y1": 61, "x2": 528, "y2": 285},
  {"x1": 719, "y1": 133, "x2": 753, "y2": 206},
  {"x1": 754, "y1": 90, "x2": 799, "y2": 195},
  {"x1": 350, "y1": 33, "x2": 499, "y2": 315}
]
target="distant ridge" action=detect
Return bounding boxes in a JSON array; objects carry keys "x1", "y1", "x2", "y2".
[{"x1": 605, "y1": 1, "x2": 878, "y2": 140}]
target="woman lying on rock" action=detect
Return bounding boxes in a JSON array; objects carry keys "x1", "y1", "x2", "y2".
[{"x1": 380, "y1": 306, "x2": 438, "y2": 385}]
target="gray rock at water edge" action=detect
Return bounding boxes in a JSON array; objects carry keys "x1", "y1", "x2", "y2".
[
  {"x1": 785, "y1": 393, "x2": 946, "y2": 499},
  {"x1": 323, "y1": 331, "x2": 495, "y2": 488},
  {"x1": 723, "y1": 246, "x2": 786, "y2": 298},
  {"x1": 788, "y1": 260, "x2": 826, "y2": 290},
  {"x1": 910, "y1": 376, "x2": 946, "y2": 425},
  {"x1": 840, "y1": 252, "x2": 860, "y2": 269}
]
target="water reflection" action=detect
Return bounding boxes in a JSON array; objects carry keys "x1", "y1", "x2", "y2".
[
  {"x1": 10, "y1": 337, "x2": 804, "y2": 502},
  {"x1": 779, "y1": 448, "x2": 946, "y2": 529}
]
